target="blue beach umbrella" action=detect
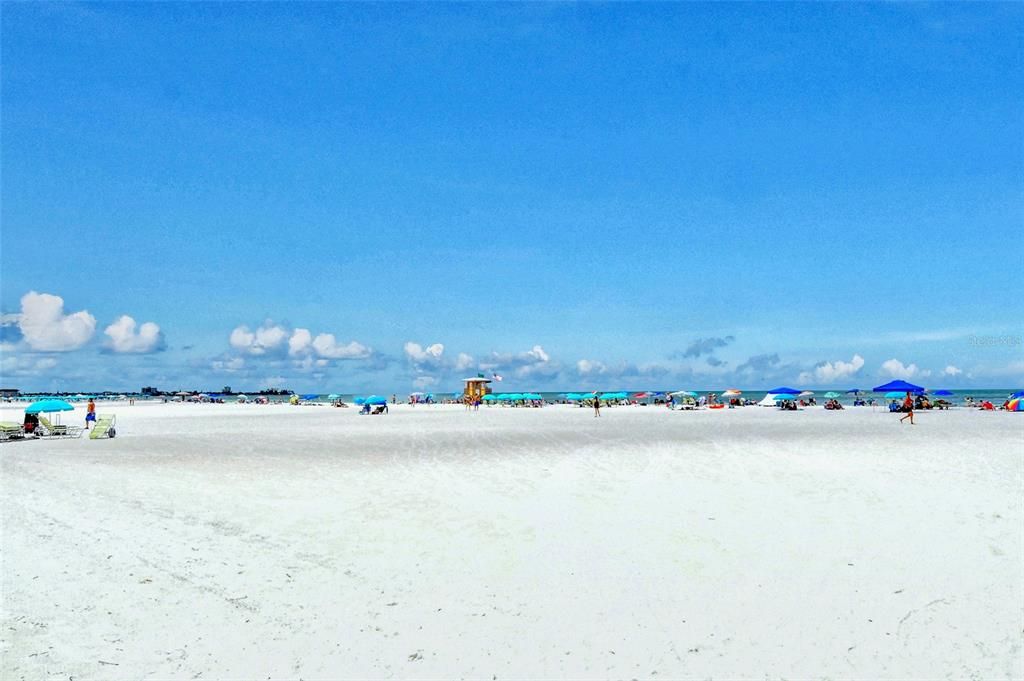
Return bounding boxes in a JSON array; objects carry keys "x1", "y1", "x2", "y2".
[
  {"x1": 353, "y1": 397, "x2": 366, "y2": 405},
  {"x1": 364, "y1": 395, "x2": 387, "y2": 405},
  {"x1": 25, "y1": 399, "x2": 75, "y2": 414},
  {"x1": 1010, "y1": 390, "x2": 1024, "y2": 399},
  {"x1": 766, "y1": 387, "x2": 801, "y2": 395},
  {"x1": 823, "y1": 392, "x2": 841, "y2": 398},
  {"x1": 873, "y1": 380, "x2": 925, "y2": 394}
]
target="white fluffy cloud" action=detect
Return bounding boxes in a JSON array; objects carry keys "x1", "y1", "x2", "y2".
[
  {"x1": 942, "y1": 365, "x2": 963, "y2": 377},
  {"x1": 104, "y1": 315, "x2": 165, "y2": 353},
  {"x1": 799, "y1": 354, "x2": 865, "y2": 384},
  {"x1": 880, "y1": 358, "x2": 931, "y2": 379},
  {"x1": 288, "y1": 328, "x2": 313, "y2": 356},
  {"x1": 230, "y1": 323, "x2": 289, "y2": 356},
  {"x1": 312, "y1": 333, "x2": 370, "y2": 359},
  {"x1": 576, "y1": 359, "x2": 607, "y2": 375},
  {"x1": 229, "y1": 322, "x2": 371, "y2": 361},
  {"x1": 454, "y1": 353, "x2": 475, "y2": 371},
  {"x1": 404, "y1": 341, "x2": 445, "y2": 366},
  {"x1": 17, "y1": 291, "x2": 96, "y2": 351}
]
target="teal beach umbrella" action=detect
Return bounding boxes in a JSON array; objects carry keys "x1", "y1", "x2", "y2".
[{"x1": 25, "y1": 399, "x2": 75, "y2": 414}]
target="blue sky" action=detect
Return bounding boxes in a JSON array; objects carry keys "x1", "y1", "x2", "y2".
[{"x1": 2, "y1": 2, "x2": 1021, "y2": 392}]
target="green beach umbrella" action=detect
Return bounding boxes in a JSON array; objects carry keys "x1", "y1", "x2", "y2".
[{"x1": 824, "y1": 392, "x2": 841, "y2": 398}]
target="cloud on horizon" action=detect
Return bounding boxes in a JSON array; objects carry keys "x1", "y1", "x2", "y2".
[
  {"x1": 673, "y1": 336, "x2": 735, "y2": 359},
  {"x1": 798, "y1": 354, "x2": 865, "y2": 385}
]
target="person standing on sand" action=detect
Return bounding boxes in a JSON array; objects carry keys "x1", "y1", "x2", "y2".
[
  {"x1": 593, "y1": 393, "x2": 601, "y2": 417},
  {"x1": 85, "y1": 398, "x2": 96, "y2": 429},
  {"x1": 899, "y1": 392, "x2": 915, "y2": 425}
]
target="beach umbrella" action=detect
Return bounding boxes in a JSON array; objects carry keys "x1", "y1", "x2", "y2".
[
  {"x1": 327, "y1": 393, "x2": 341, "y2": 400},
  {"x1": 1007, "y1": 398, "x2": 1023, "y2": 412},
  {"x1": 722, "y1": 389, "x2": 742, "y2": 397},
  {"x1": 365, "y1": 395, "x2": 387, "y2": 405},
  {"x1": 482, "y1": 394, "x2": 497, "y2": 401},
  {"x1": 873, "y1": 380, "x2": 925, "y2": 393},
  {"x1": 353, "y1": 397, "x2": 366, "y2": 405},
  {"x1": 1010, "y1": 390, "x2": 1024, "y2": 399},
  {"x1": 25, "y1": 399, "x2": 74, "y2": 414},
  {"x1": 824, "y1": 392, "x2": 841, "y2": 398},
  {"x1": 670, "y1": 390, "x2": 697, "y2": 397},
  {"x1": 766, "y1": 387, "x2": 801, "y2": 395},
  {"x1": 633, "y1": 392, "x2": 650, "y2": 398},
  {"x1": 798, "y1": 391, "x2": 815, "y2": 397}
]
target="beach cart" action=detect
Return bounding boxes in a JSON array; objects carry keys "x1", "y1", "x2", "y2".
[{"x1": 89, "y1": 414, "x2": 117, "y2": 439}]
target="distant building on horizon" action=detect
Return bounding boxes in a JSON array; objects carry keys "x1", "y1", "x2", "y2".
[{"x1": 1, "y1": 388, "x2": 20, "y2": 399}]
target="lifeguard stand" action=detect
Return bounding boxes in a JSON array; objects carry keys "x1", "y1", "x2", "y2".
[{"x1": 462, "y1": 377, "x2": 492, "y2": 401}]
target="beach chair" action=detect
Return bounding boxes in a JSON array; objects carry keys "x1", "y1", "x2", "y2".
[
  {"x1": 89, "y1": 414, "x2": 117, "y2": 439},
  {"x1": 37, "y1": 415, "x2": 84, "y2": 439},
  {"x1": 0, "y1": 422, "x2": 25, "y2": 441}
]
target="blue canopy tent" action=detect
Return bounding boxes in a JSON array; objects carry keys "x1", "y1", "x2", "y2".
[
  {"x1": 872, "y1": 380, "x2": 925, "y2": 394},
  {"x1": 766, "y1": 387, "x2": 801, "y2": 395}
]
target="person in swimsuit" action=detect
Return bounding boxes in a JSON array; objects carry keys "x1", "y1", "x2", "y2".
[
  {"x1": 899, "y1": 392, "x2": 915, "y2": 425},
  {"x1": 85, "y1": 398, "x2": 96, "y2": 429}
]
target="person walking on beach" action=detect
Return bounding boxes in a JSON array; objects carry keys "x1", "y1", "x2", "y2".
[
  {"x1": 85, "y1": 398, "x2": 96, "y2": 430},
  {"x1": 593, "y1": 393, "x2": 601, "y2": 417},
  {"x1": 899, "y1": 392, "x2": 915, "y2": 425}
]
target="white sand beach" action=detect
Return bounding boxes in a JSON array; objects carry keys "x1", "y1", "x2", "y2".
[{"x1": 2, "y1": 402, "x2": 1021, "y2": 679}]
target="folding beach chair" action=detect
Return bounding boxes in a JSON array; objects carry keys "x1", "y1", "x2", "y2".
[{"x1": 37, "y1": 415, "x2": 84, "y2": 439}]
